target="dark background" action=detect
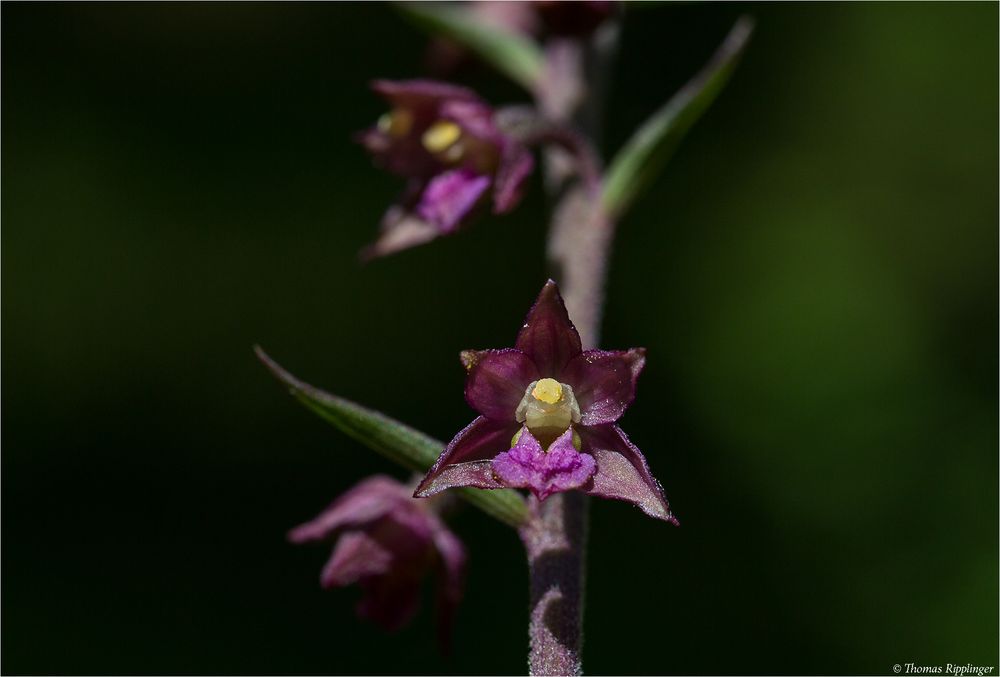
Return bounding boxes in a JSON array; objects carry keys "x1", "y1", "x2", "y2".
[{"x1": 3, "y1": 2, "x2": 997, "y2": 674}]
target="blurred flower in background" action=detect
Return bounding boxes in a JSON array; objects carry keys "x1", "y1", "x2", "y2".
[
  {"x1": 357, "y1": 79, "x2": 534, "y2": 259},
  {"x1": 288, "y1": 475, "x2": 467, "y2": 650}
]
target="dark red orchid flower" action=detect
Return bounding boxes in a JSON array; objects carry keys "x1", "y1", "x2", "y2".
[{"x1": 415, "y1": 281, "x2": 677, "y2": 524}]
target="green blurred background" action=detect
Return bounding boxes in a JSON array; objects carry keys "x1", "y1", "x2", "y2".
[{"x1": 3, "y1": 2, "x2": 997, "y2": 674}]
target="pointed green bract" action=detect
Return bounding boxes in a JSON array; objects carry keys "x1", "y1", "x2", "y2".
[
  {"x1": 602, "y1": 16, "x2": 755, "y2": 217},
  {"x1": 395, "y1": 2, "x2": 544, "y2": 91},
  {"x1": 256, "y1": 346, "x2": 529, "y2": 528}
]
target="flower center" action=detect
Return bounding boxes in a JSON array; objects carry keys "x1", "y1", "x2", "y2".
[
  {"x1": 377, "y1": 109, "x2": 413, "y2": 138},
  {"x1": 515, "y1": 379, "x2": 581, "y2": 449},
  {"x1": 422, "y1": 120, "x2": 464, "y2": 162},
  {"x1": 531, "y1": 378, "x2": 563, "y2": 404}
]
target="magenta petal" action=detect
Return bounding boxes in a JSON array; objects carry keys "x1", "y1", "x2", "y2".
[
  {"x1": 515, "y1": 280, "x2": 583, "y2": 377},
  {"x1": 492, "y1": 428, "x2": 596, "y2": 501},
  {"x1": 465, "y1": 348, "x2": 539, "y2": 420},
  {"x1": 562, "y1": 348, "x2": 646, "y2": 425},
  {"x1": 415, "y1": 417, "x2": 518, "y2": 497},
  {"x1": 493, "y1": 143, "x2": 535, "y2": 214},
  {"x1": 320, "y1": 531, "x2": 394, "y2": 588},
  {"x1": 288, "y1": 475, "x2": 402, "y2": 543},
  {"x1": 580, "y1": 425, "x2": 677, "y2": 524},
  {"x1": 416, "y1": 169, "x2": 490, "y2": 232}
]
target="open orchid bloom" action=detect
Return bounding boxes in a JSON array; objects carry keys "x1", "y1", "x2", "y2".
[
  {"x1": 289, "y1": 475, "x2": 467, "y2": 649},
  {"x1": 415, "y1": 281, "x2": 677, "y2": 524},
  {"x1": 357, "y1": 79, "x2": 535, "y2": 259}
]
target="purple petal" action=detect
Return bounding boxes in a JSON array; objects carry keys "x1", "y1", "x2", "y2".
[
  {"x1": 320, "y1": 531, "x2": 394, "y2": 588},
  {"x1": 288, "y1": 475, "x2": 404, "y2": 543},
  {"x1": 493, "y1": 143, "x2": 534, "y2": 214},
  {"x1": 355, "y1": 126, "x2": 392, "y2": 155},
  {"x1": 515, "y1": 280, "x2": 583, "y2": 377},
  {"x1": 362, "y1": 198, "x2": 441, "y2": 261},
  {"x1": 356, "y1": 118, "x2": 438, "y2": 179},
  {"x1": 416, "y1": 169, "x2": 490, "y2": 233},
  {"x1": 415, "y1": 417, "x2": 518, "y2": 497},
  {"x1": 361, "y1": 134, "x2": 441, "y2": 178},
  {"x1": 562, "y1": 348, "x2": 646, "y2": 425},
  {"x1": 417, "y1": 460, "x2": 504, "y2": 498},
  {"x1": 316, "y1": 497, "x2": 437, "y2": 588},
  {"x1": 579, "y1": 425, "x2": 677, "y2": 524},
  {"x1": 372, "y1": 79, "x2": 481, "y2": 109},
  {"x1": 464, "y1": 348, "x2": 539, "y2": 420},
  {"x1": 492, "y1": 428, "x2": 596, "y2": 501},
  {"x1": 439, "y1": 99, "x2": 500, "y2": 141},
  {"x1": 460, "y1": 348, "x2": 486, "y2": 371}
]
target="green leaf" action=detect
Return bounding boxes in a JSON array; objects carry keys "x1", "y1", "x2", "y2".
[
  {"x1": 256, "y1": 346, "x2": 528, "y2": 528},
  {"x1": 602, "y1": 16, "x2": 755, "y2": 217},
  {"x1": 395, "y1": 2, "x2": 544, "y2": 90}
]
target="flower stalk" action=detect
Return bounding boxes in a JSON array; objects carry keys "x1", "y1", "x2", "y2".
[
  {"x1": 521, "y1": 491, "x2": 588, "y2": 677},
  {"x1": 524, "y1": 14, "x2": 621, "y2": 676},
  {"x1": 523, "y1": 193, "x2": 610, "y2": 676}
]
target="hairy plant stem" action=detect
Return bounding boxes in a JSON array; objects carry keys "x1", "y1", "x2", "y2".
[
  {"x1": 521, "y1": 17, "x2": 620, "y2": 677},
  {"x1": 520, "y1": 491, "x2": 589, "y2": 677}
]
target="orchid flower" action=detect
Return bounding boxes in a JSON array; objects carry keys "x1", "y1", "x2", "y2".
[
  {"x1": 415, "y1": 281, "x2": 677, "y2": 523},
  {"x1": 357, "y1": 79, "x2": 534, "y2": 259},
  {"x1": 289, "y1": 475, "x2": 467, "y2": 649}
]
